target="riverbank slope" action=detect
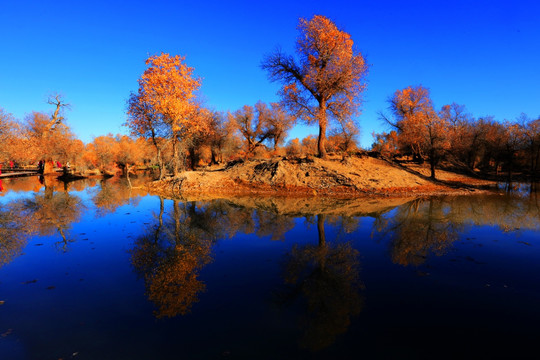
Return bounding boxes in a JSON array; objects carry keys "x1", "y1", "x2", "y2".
[{"x1": 147, "y1": 155, "x2": 496, "y2": 198}]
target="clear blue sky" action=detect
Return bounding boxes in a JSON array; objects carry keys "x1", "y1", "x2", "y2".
[{"x1": 1, "y1": 0, "x2": 539, "y2": 148}]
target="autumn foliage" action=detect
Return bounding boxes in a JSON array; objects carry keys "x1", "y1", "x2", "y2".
[
  {"x1": 376, "y1": 85, "x2": 540, "y2": 180},
  {"x1": 133, "y1": 53, "x2": 205, "y2": 175},
  {"x1": 0, "y1": 16, "x2": 368, "y2": 176},
  {"x1": 262, "y1": 15, "x2": 368, "y2": 158},
  {"x1": 1, "y1": 15, "x2": 538, "y2": 182}
]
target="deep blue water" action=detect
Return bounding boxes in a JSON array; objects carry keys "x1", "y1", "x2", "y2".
[{"x1": 1, "y1": 176, "x2": 540, "y2": 359}]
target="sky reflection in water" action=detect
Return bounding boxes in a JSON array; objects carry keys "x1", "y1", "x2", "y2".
[{"x1": 1, "y1": 176, "x2": 540, "y2": 359}]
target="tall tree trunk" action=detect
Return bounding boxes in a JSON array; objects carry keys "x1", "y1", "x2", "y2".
[
  {"x1": 154, "y1": 196, "x2": 164, "y2": 244},
  {"x1": 157, "y1": 147, "x2": 164, "y2": 180},
  {"x1": 126, "y1": 164, "x2": 133, "y2": 189},
  {"x1": 412, "y1": 144, "x2": 423, "y2": 164},
  {"x1": 246, "y1": 138, "x2": 255, "y2": 158},
  {"x1": 151, "y1": 130, "x2": 165, "y2": 180},
  {"x1": 173, "y1": 200, "x2": 180, "y2": 242},
  {"x1": 43, "y1": 160, "x2": 55, "y2": 175},
  {"x1": 317, "y1": 214, "x2": 326, "y2": 247},
  {"x1": 158, "y1": 197, "x2": 164, "y2": 229},
  {"x1": 273, "y1": 133, "x2": 281, "y2": 152},
  {"x1": 172, "y1": 135, "x2": 179, "y2": 177},
  {"x1": 211, "y1": 147, "x2": 219, "y2": 165},
  {"x1": 430, "y1": 149, "x2": 436, "y2": 179},
  {"x1": 317, "y1": 214, "x2": 327, "y2": 271},
  {"x1": 317, "y1": 102, "x2": 328, "y2": 159},
  {"x1": 189, "y1": 146, "x2": 197, "y2": 170},
  {"x1": 507, "y1": 152, "x2": 513, "y2": 184},
  {"x1": 317, "y1": 122, "x2": 327, "y2": 159},
  {"x1": 42, "y1": 175, "x2": 54, "y2": 199}
]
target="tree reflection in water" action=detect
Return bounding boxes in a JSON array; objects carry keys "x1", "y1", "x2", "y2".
[
  {"x1": 0, "y1": 177, "x2": 88, "y2": 265},
  {"x1": 7, "y1": 176, "x2": 85, "y2": 253},
  {"x1": 254, "y1": 208, "x2": 295, "y2": 241},
  {"x1": 91, "y1": 177, "x2": 142, "y2": 217},
  {"x1": 0, "y1": 201, "x2": 31, "y2": 267},
  {"x1": 129, "y1": 199, "x2": 301, "y2": 319},
  {"x1": 130, "y1": 199, "x2": 217, "y2": 318},
  {"x1": 0, "y1": 175, "x2": 147, "y2": 267},
  {"x1": 374, "y1": 198, "x2": 460, "y2": 266},
  {"x1": 26, "y1": 176, "x2": 84, "y2": 251},
  {"x1": 3, "y1": 174, "x2": 540, "y2": 354},
  {"x1": 373, "y1": 195, "x2": 540, "y2": 266},
  {"x1": 278, "y1": 214, "x2": 364, "y2": 351}
]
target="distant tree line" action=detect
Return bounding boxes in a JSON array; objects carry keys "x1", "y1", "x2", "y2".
[
  {"x1": 0, "y1": 99, "x2": 156, "y2": 176},
  {"x1": 373, "y1": 85, "x2": 540, "y2": 180}
]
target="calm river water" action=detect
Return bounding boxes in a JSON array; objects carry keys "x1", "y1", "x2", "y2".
[{"x1": 1, "y1": 175, "x2": 540, "y2": 359}]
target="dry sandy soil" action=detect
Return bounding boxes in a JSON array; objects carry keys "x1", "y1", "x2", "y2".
[{"x1": 147, "y1": 155, "x2": 496, "y2": 199}]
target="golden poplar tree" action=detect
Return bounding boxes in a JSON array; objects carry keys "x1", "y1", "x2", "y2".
[
  {"x1": 262, "y1": 15, "x2": 368, "y2": 158},
  {"x1": 138, "y1": 53, "x2": 202, "y2": 176}
]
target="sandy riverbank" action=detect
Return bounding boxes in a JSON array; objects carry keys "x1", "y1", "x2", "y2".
[{"x1": 147, "y1": 155, "x2": 497, "y2": 199}]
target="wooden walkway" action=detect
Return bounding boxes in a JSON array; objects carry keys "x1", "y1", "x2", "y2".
[{"x1": 0, "y1": 170, "x2": 39, "y2": 178}]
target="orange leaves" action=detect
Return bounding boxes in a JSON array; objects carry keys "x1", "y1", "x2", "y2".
[
  {"x1": 184, "y1": 105, "x2": 212, "y2": 138},
  {"x1": 392, "y1": 86, "x2": 433, "y2": 118},
  {"x1": 296, "y1": 15, "x2": 366, "y2": 97},
  {"x1": 86, "y1": 134, "x2": 152, "y2": 170},
  {"x1": 283, "y1": 83, "x2": 298, "y2": 94},
  {"x1": 21, "y1": 111, "x2": 78, "y2": 165},
  {"x1": 391, "y1": 86, "x2": 437, "y2": 136},
  {"x1": 262, "y1": 15, "x2": 368, "y2": 158},
  {"x1": 146, "y1": 242, "x2": 209, "y2": 318},
  {"x1": 297, "y1": 15, "x2": 354, "y2": 63},
  {"x1": 279, "y1": 83, "x2": 301, "y2": 112},
  {"x1": 129, "y1": 53, "x2": 208, "y2": 172},
  {"x1": 387, "y1": 85, "x2": 453, "y2": 177},
  {"x1": 139, "y1": 53, "x2": 201, "y2": 134}
]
